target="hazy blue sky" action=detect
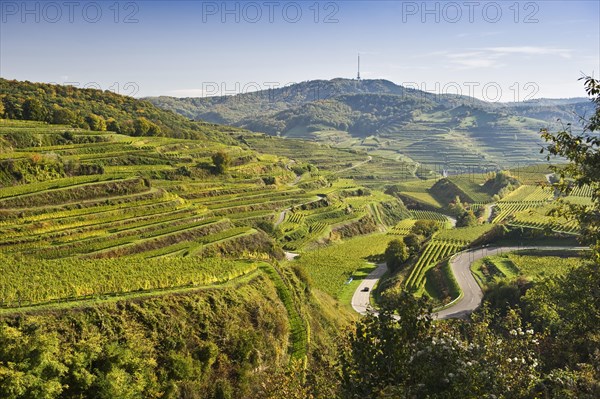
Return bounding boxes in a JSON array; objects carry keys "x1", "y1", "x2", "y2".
[{"x1": 1, "y1": 1, "x2": 598, "y2": 101}]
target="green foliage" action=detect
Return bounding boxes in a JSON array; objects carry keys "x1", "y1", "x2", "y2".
[
  {"x1": 457, "y1": 208, "x2": 478, "y2": 227},
  {"x1": 51, "y1": 106, "x2": 78, "y2": 126},
  {"x1": 212, "y1": 151, "x2": 231, "y2": 174},
  {"x1": 0, "y1": 275, "x2": 291, "y2": 398},
  {"x1": 403, "y1": 232, "x2": 424, "y2": 254},
  {"x1": 133, "y1": 117, "x2": 161, "y2": 136},
  {"x1": 84, "y1": 113, "x2": 106, "y2": 131},
  {"x1": 384, "y1": 239, "x2": 409, "y2": 273},
  {"x1": 484, "y1": 170, "x2": 520, "y2": 199},
  {"x1": 411, "y1": 219, "x2": 440, "y2": 237},
  {"x1": 541, "y1": 77, "x2": 600, "y2": 258},
  {"x1": 339, "y1": 293, "x2": 433, "y2": 398},
  {"x1": 22, "y1": 98, "x2": 47, "y2": 121},
  {"x1": 0, "y1": 78, "x2": 241, "y2": 142},
  {"x1": 340, "y1": 293, "x2": 543, "y2": 398}
]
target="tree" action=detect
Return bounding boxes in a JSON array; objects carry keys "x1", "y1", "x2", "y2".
[
  {"x1": 449, "y1": 195, "x2": 466, "y2": 217},
  {"x1": 147, "y1": 122, "x2": 161, "y2": 136},
  {"x1": 106, "y1": 118, "x2": 121, "y2": 133},
  {"x1": 541, "y1": 76, "x2": 600, "y2": 259},
  {"x1": 121, "y1": 119, "x2": 135, "y2": 136},
  {"x1": 403, "y1": 233, "x2": 424, "y2": 255},
  {"x1": 133, "y1": 117, "x2": 151, "y2": 136},
  {"x1": 22, "y1": 98, "x2": 47, "y2": 121},
  {"x1": 457, "y1": 209, "x2": 478, "y2": 227},
  {"x1": 85, "y1": 114, "x2": 106, "y2": 131},
  {"x1": 0, "y1": 97, "x2": 4, "y2": 117},
  {"x1": 340, "y1": 293, "x2": 433, "y2": 398},
  {"x1": 411, "y1": 219, "x2": 439, "y2": 238},
  {"x1": 212, "y1": 151, "x2": 230, "y2": 174},
  {"x1": 340, "y1": 293, "x2": 543, "y2": 399},
  {"x1": 384, "y1": 239, "x2": 409, "y2": 273},
  {"x1": 52, "y1": 106, "x2": 77, "y2": 126}
]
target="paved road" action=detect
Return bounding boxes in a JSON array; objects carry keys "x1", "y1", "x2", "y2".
[
  {"x1": 351, "y1": 246, "x2": 585, "y2": 319},
  {"x1": 351, "y1": 262, "x2": 387, "y2": 315},
  {"x1": 434, "y1": 245, "x2": 587, "y2": 319}
]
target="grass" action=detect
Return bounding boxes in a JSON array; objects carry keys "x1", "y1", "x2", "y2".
[
  {"x1": 471, "y1": 249, "x2": 585, "y2": 287},
  {"x1": 291, "y1": 233, "x2": 396, "y2": 300},
  {"x1": 337, "y1": 263, "x2": 378, "y2": 309},
  {"x1": 260, "y1": 264, "x2": 308, "y2": 359}
]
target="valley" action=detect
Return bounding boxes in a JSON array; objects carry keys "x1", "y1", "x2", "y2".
[{"x1": 0, "y1": 78, "x2": 597, "y2": 398}]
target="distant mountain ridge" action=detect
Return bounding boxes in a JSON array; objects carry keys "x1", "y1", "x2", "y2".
[
  {"x1": 147, "y1": 78, "x2": 595, "y2": 170},
  {"x1": 148, "y1": 78, "x2": 490, "y2": 125}
]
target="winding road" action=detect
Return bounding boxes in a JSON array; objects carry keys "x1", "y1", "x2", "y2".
[
  {"x1": 351, "y1": 262, "x2": 387, "y2": 315},
  {"x1": 352, "y1": 245, "x2": 586, "y2": 319}
]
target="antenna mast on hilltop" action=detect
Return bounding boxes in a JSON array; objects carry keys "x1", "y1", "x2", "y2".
[{"x1": 357, "y1": 53, "x2": 361, "y2": 80}]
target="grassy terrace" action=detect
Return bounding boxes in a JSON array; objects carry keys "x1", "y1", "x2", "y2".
[
  {"x1": 0, "y1": 253, "x2": 261, "y2": 309},
  {"x1": 471, "y1": 249, "x2": 586, "y2": 288},
  {"x1": 1, "y1": 118, "x2": 589, "y2": 315},
  {"x1": 0, "y1": 119, "x2": 416, "y2": 311}
]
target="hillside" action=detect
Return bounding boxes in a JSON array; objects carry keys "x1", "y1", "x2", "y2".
[
  {"x1": 148, "y1": 79, "x2": 595, "y2": 171},
  {"x1": 0, "y1": 78, "x2": 243, "y2": 143},
  {"x1": 0, "y1": 78, "x2": 597, "y2": 398},
  {"x1": 0, "y1": 81, "x2": 423, "y2": 396}
]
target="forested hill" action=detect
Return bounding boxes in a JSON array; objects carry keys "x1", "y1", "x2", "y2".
[
  {"x1": 0, "y1": 78, "x2": 243, "y2": 143},
  {"x1": 147, "y1": 78, "x2": 595, "y2": 170},
  {"x1": 147, "y1": 78, "x2": 490, "y2": 126},
  {"x1": 146, "y1": 78, "x2": 593, "y2": 132}
]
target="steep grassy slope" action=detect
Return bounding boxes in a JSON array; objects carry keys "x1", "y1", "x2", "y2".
[{"x1": 0, "y1": 274, "x2": 295, "y2": 398}]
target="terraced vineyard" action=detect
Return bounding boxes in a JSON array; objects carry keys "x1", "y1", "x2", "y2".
[
  {"x1": 390, "y1": 219, "x2": 417, "y2": 235},
  {"x1": 0, "y1": 119, "x2": 413, "y2": 310},
  {"x1": 404, "y1": 239, "x2": 464, "y2": 292},
  {"x1": 509, "y1": 205, "x2": 580, "y2": 234},
  {"x1": 411, "y1": 210, "x2": 450, "y2": 222},
  {"x1": 404, "y1": 224, "x2": 497, "y2": 293},
  {"x1": 292, "y1": 233, "x2": 399, "y2": 299},
  {"x1": 501, "y1": 185, "x2": 555, "y2": 202},
  {"x1": 0, "y1": 254, "x2": 259, "y2": 308},
  {"x1": 492, "y1": 185, "x2": 555, "y2": 223},
  {"x1": 489, "y1": 183, "x2": 594, "y2": 233},
  {"x1": 0, "y1": 118, "x2": 590, "y2": 312}
]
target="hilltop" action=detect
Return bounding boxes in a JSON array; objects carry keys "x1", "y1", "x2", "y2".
[{"x1": 148, "y1": 78, "x2": 594, "y2": 171}]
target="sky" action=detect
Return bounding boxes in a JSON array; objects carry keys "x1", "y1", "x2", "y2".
[{"x1": 1, "y1": 0, "x2": 599, "y2": 101}]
